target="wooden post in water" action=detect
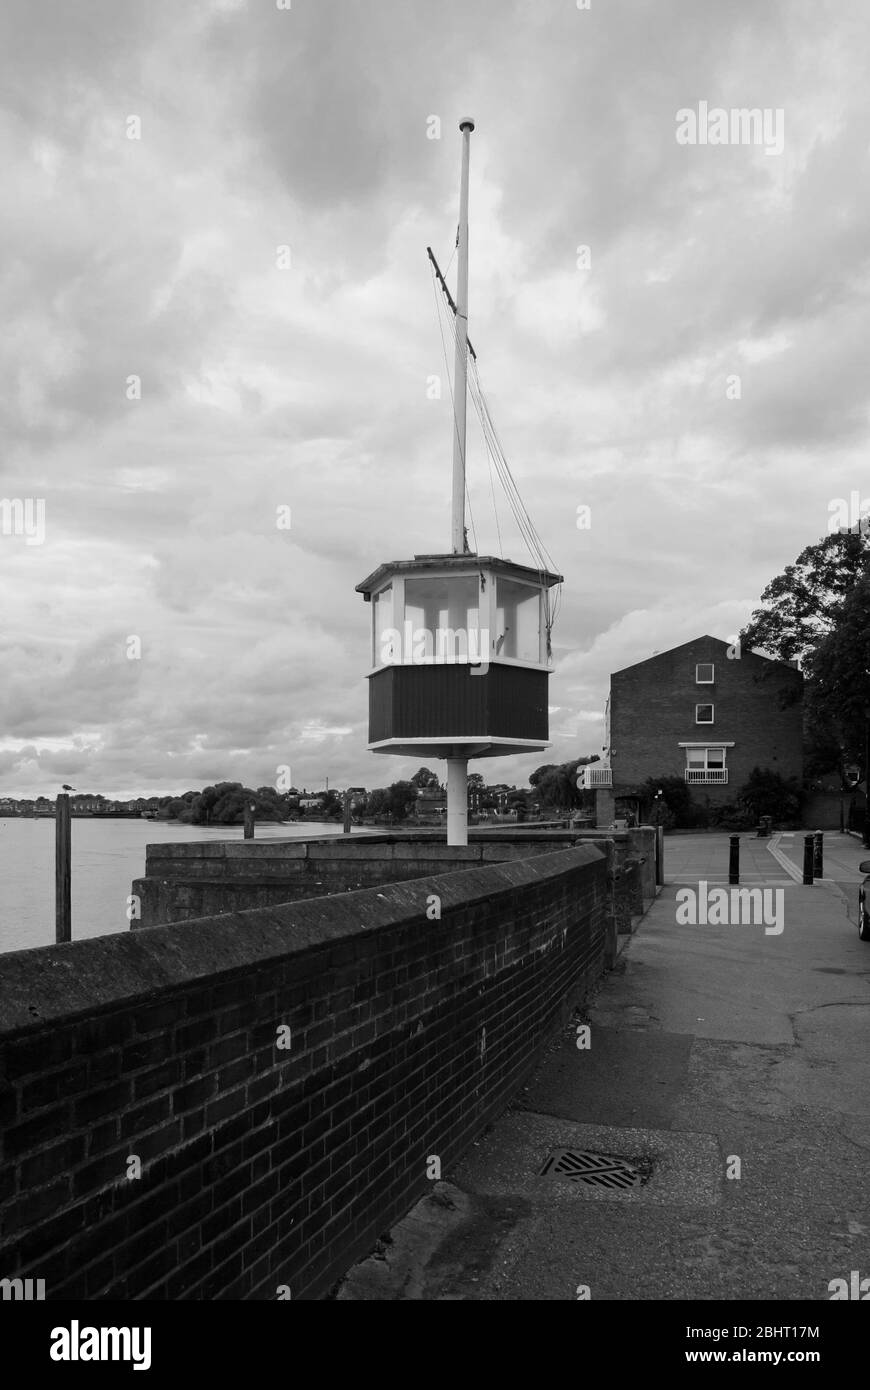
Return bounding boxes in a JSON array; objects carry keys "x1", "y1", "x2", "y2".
[
  {"x1": 343, "y1": 790, "x2": 352, "y2": 834},
  {"x1": 244, "y1": 803, "x2": 255, "y2": 839},
  {"x1": 55, "y1": 794, "x2": 71, "y2": 943}
]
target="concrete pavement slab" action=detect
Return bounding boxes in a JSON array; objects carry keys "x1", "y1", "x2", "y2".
[{"x1": 512, "y1": 1025, "x2": 693, "y2": 1130}]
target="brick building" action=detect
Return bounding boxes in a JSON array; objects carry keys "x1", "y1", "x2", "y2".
[{"x1": 605, "y1": 635, "x2": 803, "y2": 815}]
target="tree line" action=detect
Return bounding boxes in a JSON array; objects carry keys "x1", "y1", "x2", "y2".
[{"x1": 157, "y1": 784, "x2": 343, "y2": 825}]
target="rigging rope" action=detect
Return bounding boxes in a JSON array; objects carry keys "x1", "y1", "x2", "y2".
[{"x1": 429, "y1": 254, "x2": 562, "y2": 653}]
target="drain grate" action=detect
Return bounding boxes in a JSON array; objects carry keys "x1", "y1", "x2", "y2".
[{"x1": 539, "y1": 1148, "x2": 651, "y2": 1190}]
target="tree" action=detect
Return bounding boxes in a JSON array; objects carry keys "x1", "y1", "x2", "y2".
[
  {"x1": 737, "y1": 767, "x2": 802, "y2": 825},
  {"x1": 570, "y1": 756, "x2": 600, "y2": 814},
  {"x1": 188, "y1": 782, "x2": 286, "y2": 825},
  {"x1": 366, "y1": 782, "x2": 417, "y2": 821},
  {"x1": 641, "y1": 776, "x2": 693, "y2": 828},
  {"x1": 740, "y1": 530, "x2": 869, "y2": 664},
  {"x1": 410, "y1": 767, "x2": 440, "y2": 789},
  {"x1": 366, "y1": 788, "x2": 388, "y2": 818},
  {"x1": 314, "y1": 788, "x2": 343, "y2": 820},
  {"x1": 385, "y1": 781, "x2": 417, "y2": 819},
  {"x1": 529, "y1": 764, "x2": 557, "y2": 788},
  {"x1": 802, "y1": 573, "x2": 870, "y2": 771},
  {"x1": 530, "y1": 758, "x2": 598, "y2": 812},
  {"x1": 741, "y1": 531, "x2": 870, "y2": 781}
]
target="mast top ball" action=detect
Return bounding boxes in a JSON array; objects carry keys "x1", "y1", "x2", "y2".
[{"x1": 459, "y1": 117, "x2": 475, "y2": 131}]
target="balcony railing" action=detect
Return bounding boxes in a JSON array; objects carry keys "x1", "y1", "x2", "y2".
[
  {"x1": 577, "y1": 766, "x2": 613, "y2": 789},
  {"x1": 685, "y1": 768, "x2": 728, "y2": 783}
]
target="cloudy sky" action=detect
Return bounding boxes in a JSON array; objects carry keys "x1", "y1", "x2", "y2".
[{"x1": 1, "y1": 0, "x2": 868, "y2": 798}]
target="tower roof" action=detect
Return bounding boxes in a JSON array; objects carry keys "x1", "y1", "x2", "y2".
[{"x1": 356, "y1": 553, "x2": 563, "y2": 597}]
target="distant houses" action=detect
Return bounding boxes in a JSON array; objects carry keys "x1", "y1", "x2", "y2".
[
  {"x1": 415, "y1": 786, "x2": 447, "y2": 819},
  {"x1": 2, "y1": 780, "x2": 537, "y2": 825},
  {"x1": 413, "y1": 781, "x2": 519, "y2": 822},
  {"x1": 0, "y1": 796, "x2": 162, "y2": 817},
  {"x1": 67, "y1": 796, "x2": 162, "y2": 816}
]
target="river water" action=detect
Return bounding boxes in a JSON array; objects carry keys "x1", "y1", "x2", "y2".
[{"x1": 0, "y1": 819, "x2": 371, "y2": 955}]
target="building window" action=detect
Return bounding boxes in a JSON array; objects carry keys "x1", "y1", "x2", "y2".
[
  {"x1": 686, "y1": 747, "x2": 725, "y2": 770},
  {"x1": 685, "y1": 746, "x2": 727, "y2": 782},
  {"x1": 696, "y1": 704, "x2": 714, "y2": 724},
  {"x1": 372, "y1": 585, "x2": 394, "y2": 666},
  {"x1": 696, "y1": 663, "x2": 714, "y2": 683},
  {"x1": 495, "y1": 576, "x2": 541, "y2": 663},
  {"x1": 404, "y1": 575, "x2": 481, "y2": 662}
]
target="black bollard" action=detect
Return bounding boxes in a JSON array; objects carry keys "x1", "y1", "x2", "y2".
[
  {"x1": 813, "y1": 831, "x2": 823, "y2": 879},
  {"x1": 729, "y1": 835, "x2": 740, "y2": 885},
  {"x1": 802, "y1": 834, "x2": 814, "y2": 885},
  {"x1": 244, "y1": 803, "x2": 255, "y2": 839}
]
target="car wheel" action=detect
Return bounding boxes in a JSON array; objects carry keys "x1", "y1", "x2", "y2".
[{"x1": 860, "y1": 886, "x2": 870, "y2": 941}]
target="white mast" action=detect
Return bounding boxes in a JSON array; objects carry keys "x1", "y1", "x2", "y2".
[
  {"x1": 447, "y1": 118, "x2": 474, "y2": 847},
  {"x1": 451, "y1": 118, "x2": 474, "y2": 555}
]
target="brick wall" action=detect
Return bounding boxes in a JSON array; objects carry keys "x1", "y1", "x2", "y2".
[
  {"x1": 0, "y1": 845, "x2": 606, "y2": 1301},
  {"x1": 610, "y1": 636, "x2": 803, "y2": 804},
  {"x1": 567, "y1": 828, "x2": 657, "y2": 906},
  {"x1": 802, "y1": 791, "x2": 846, "y2": 831},
  {"x1": 132, "y1": 829, "x2": 623, "y2": 928}
]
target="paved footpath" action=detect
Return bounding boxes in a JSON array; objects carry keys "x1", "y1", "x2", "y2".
[{"x1": 340, "y1": 832, "x2": 870, "y2": 1300}]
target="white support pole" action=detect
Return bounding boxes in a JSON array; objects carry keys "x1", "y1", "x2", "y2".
[
  {"x1": 451, "y1": 118, "x2": 474, "y2": 555},
  {"x1": 446, "y1": 120, "x2": 474, "y2": 840},
  {"x1": 446, "y1": 757, "x2": 468, "y2": 847}
]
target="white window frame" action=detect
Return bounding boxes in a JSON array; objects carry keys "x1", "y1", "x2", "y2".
[
  {"x1": 695, "y1": 662, "x2": 715, "y2": 684},
  {"x1": 695, "y1": 703, "x2": 714, "y2": 724},
  {"x1": 368, "y1": 568, "x2": 548, "y2": 675},
  {"x1": 685, "y1": 746, "x2": 726, "y2": 771},
  {"x1": 494, "y1": 573, "x2": 545, "y2": 666},
  {"x1": 371, "y1": 582, "x2": 398, "y2": 670}
]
